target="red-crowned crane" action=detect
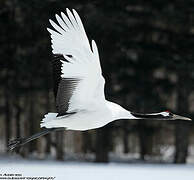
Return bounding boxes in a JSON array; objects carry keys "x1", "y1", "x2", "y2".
[{"x1": 8, "y1": 8, "x2": 191, "y2": 150}]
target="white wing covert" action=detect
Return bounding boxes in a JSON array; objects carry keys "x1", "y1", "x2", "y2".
[{"x1": 47, "y1": 9, "x2": 105, "y2": 115}]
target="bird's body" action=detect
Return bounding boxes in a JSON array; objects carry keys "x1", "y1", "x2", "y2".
[
  {"x1": 41, "y1": 104, "x2": 109, "y2": 131},
  {"x1": 8, "y1": 8, "x2": 191, "y2": 150},
  {"x1": 41, "y1": 101, "x2": 135, "y2": 131}
]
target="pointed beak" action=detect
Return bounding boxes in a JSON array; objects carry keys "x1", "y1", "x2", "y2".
[{"x1": 173, "y1": 114, "x2": 192, "y2": 121}]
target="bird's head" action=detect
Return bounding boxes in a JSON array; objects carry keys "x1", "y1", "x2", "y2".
[{"x1": 163, "y1": 111, "x2": 192, "y2": 121}]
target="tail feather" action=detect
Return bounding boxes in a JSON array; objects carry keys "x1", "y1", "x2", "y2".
[
  {"x1": 40, "y1": 112, "x2": 69, "y2": 128},
  {"x1": 41, "y1": 113, "x2": 58, "y2": 122}
]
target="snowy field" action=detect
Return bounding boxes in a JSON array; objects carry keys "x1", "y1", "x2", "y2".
[{"x1": 0, "y1": 157, "x2": 194, "y2": 180}]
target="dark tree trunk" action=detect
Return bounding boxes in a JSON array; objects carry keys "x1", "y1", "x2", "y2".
[
  {"x1": 45, "y1": 133, "x2": 52, "y2": 154},
  {"x1": 20, "y1": 94, "x2": 30, "y2": 158},
  {"x1": 174, "y1": 122, "x2": 190, "y2": 163},
  {"x1": 56, "y1": 131, "x2": 64, "y2": 161},
  {"x1": 123, "y1": 131, "x2": 129, "y2": 154},
  {"x1": 14, "y1": 97, "x2": 21, "y2": 154},
  {"x1": 82, "y1": 131, "x2": 92, "y2": 153},
  {"x1": 45, "y1": 89, "x2": 51, "y2": 154},
  {"x1": 15, "y1": 101, "x2": 21, "y2": 137},
  {"x1": 4, "y1": 70, "x2": 12, "y2": 151},
  {"x1": 138, "y1": 121, "x2": 154, "y2": 160},
  {"x1": 123, "y1": 123, "x2": 129, "y2": 154},
  {"x1": 138, "y1": 121, "x2": 146, "y2": 160},
  {"x1": 174, "y1": 74, "x2": 190, "y2": 164},
  {"x1": 95, "y1": 126, "x2": 110, "y2": 163},
  {"x1": 28, "y1": 90, "x2": 36, "y2": 153},
  {"x1": 4, "y1": 87, "x2": 11, "y2": 150}
]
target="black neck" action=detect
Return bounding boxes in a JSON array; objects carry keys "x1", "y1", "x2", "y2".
[{"x1": 131, "y1": 112, "x2": 170, "y2": 120}]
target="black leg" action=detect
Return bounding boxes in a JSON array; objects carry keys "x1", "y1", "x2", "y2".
[{"x1": 8, "y1": 127, "x2": 65, "y2": 151}]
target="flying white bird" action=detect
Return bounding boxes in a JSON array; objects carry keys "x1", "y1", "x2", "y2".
[{"x1": 8, "y1": 8, "x2": 191, "y2": 150}]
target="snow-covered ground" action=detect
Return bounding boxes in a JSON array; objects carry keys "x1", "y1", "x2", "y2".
[{"x1": 0, "y1": 157, "x2": 194, "y2": 180}]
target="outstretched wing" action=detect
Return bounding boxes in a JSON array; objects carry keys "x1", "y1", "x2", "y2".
[{"x1": 47, "y1": 9, "x2": 105, "y2": 116}]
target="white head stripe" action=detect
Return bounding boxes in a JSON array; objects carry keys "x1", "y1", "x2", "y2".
[{"x1": 160, "y1": 112, "x2": 169, "y2": 116}]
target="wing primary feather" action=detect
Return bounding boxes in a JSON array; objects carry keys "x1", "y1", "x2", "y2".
[
  {"x1": 55, "y1": 14, "x2": 69, "y2": 31},
  {"x1": 47, "y1": 28, "x2": 61, "y2": 36},
  {"x1": 72, "y1": 9, "x2": 79, "y2": 26},
  {"x1": 72, "y1": 9, "x2": 85, "y2": 33},
  {"x1": 66, "y1": 8, "x2": 80, "y2": 30},
  {"x1": 49, "y1": 19, "x2": 65, "y2": 34},
  {"x1": 61, "y1": 12, "x2": 73, "y2": 29}
]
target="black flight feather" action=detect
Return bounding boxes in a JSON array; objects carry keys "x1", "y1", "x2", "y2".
[
  {"x1": 56, "y1": 78, "x2": 80, "y2": 116},
  {"x1": 52, "y1": 53, "x2": 80, "y2": 117}
]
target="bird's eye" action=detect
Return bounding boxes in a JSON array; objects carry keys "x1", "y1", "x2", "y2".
[
  {"x1": 165, "y1": 111, "x2": 173, "y2": 117},
  {"x1": 169, "y1": 112, "x2": 173, "y2": 116}
]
